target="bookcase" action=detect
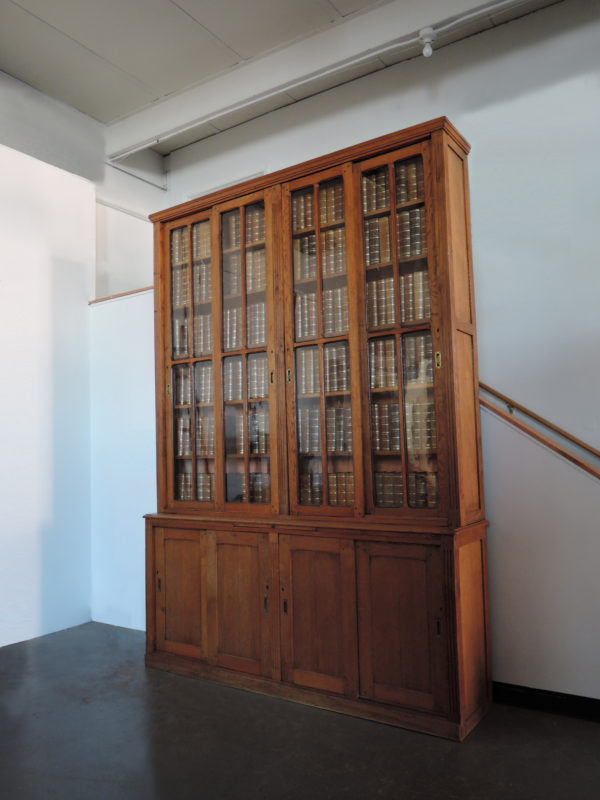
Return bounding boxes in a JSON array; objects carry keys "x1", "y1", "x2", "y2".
[{"x1": 146, "y1": 118, "x2": 490, "y2": 741}]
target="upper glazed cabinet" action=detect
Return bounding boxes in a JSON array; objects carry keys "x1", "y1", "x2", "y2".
[{"x1": 153, "y1": 118, "x2": 484, "y2": 532}]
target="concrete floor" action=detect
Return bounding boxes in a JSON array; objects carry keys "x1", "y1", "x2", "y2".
[{"x1": 0, "y1": 623, "x2": 598, "y2": 800}]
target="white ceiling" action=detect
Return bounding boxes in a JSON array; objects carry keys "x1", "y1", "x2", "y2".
[
  {"x1": 0, "y1": 0, "x2": 396, "y2": 123},
  {"x1": 0, "y1": 0, "x2": 561, "y2": 165}
]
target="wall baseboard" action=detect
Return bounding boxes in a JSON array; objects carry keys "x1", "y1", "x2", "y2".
[{"x1": 493, "y1": 682, "x2": 600, "y2": 722}]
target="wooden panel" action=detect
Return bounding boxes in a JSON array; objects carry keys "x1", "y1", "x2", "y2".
[
  {"x1": 455, "y1": 331, "x2": 482, "y2": 521},
  {"x1": 211, "y1": 530, "x2": 273, "y2": 676},
  {"x1": 456, "y1": 535, "x2": 490, "y2": 720},
  {"x1": 357, "y1": 542, "x2": 448, "y2": 712},
  {"x1": 446, "y1": 146, "x2": 472, "y2": 325},
  {"x1": 156, "y1": 528, "x2": 207, "y2": 659},
  {"x1": 280, "y1": 535, "x2": 357, "y2": 695}
]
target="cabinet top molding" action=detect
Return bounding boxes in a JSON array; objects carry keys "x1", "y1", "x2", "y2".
[{"x1": 150, "y1": 117, "x2": 469, "y2": 224}]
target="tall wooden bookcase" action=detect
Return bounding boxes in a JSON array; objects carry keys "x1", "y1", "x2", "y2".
[{"x1": 145, "y1": 118, "x2": 490, "y2": 740}]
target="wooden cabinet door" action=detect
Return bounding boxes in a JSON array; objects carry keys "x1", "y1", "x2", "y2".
[
  {"x1": 279, "y1": 534, "x2": 358, "y2": 696},
  {"x1": 356, "y1": 541, "x2": 448, "y2": 713},
  {"x1": 207, "y1": 530, "x2": 276, "y2": 678},
  {"x1": 155, "y1": 527, "x2": 209, "y2": 660}
]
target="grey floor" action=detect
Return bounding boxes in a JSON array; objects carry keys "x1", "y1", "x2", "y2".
[{"x1": 0, "y1": 623, "x2": 599, "y2": 800}]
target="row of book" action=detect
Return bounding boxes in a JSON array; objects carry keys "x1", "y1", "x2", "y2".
[
  {"x1": 374, "y1": 471, "x2": 403, "y2": 507},
  {"x1": 223, "y1": 357, "x2": 243, "y2": 402},
  {"x1": 405, "y1": 400, "x2": 437, "y2": 453},
  {"x1": 196, "y1": 413, "x2": 215, "y2": 455},
  {"x1": 225, "y1": 414, "x2": 246, "y2": 455},
  {"x1": 226, "y1": 472, "x2": 271, "y2": 503},
  {"x1": 319, "y1": 180, "x2": 344, "y2": 225},
  {"x1": 173, "y1": 365, "x2": 192, "y2": 405},
  {"x1": 407, "y1": 471, "x2": 438, "y2": 508},
  {"x1": 298, "y1": 472, "x2": 323, "y2": 505},
  {"x1": 175, "y1": 412, "x2": 192, "y2": 457},
  {"x1": 192, "y1": 221, "x2": 211, "y2": 260},
  {"x1": 222, "y1": 210, "x2": 241, "y2": 250},
  {"x1": 324, "y1": 343, "x2": 350, "y2": 393},
  {"x1": 291, "y1": 189, "x2": 314, "y2": 231},
  {"x1": 246, "y1": 248, "x2": 267, "y2": 292},
  {"x1": 369, "y1": 337, "x2": 398, "y2": 389},
  {"x1": 397, "y1": 207, "x2": 426, "y2": 259},
  {"x1": 193, "y1": 313, "x2": 212, "y2": 355},
  {"x1": 249, "y1": 410, "x2": 269, "y2": 454},
  {"x1": 247, "y1": 301, "x2": 267, "y2": 348},
  {"x1": 293, "y1": 234, "x2": 317, "y2": 280},
  {"x1": 321, "y1": 228, "x2": 347, "y2": 276},
  {"x1": 363, "y1": 216, "x2": 391, "y2": 266},
  {"x1": 295, "y1": 292, "x2": 318, "y2": 339},
  {"x1": 328, "y1": 472, "x2": 355, "y2": 506},
  {"x1": 371, "y1": 403, "x2": 401, "y2": 452},
  {"x1": 245, "y1": 204, "x2": 266, "y2": 244},
  {"x1": 367, "y1": 276, "x2": 395, "y2": 328},
  {"x1": 194, "y1": 260, "x2": 212, "y2": 304},
  {"x1": 172, "y1": 317, "x2": 189, "y2": 360},
  {"x1": 195, "y1": 363, "x2": 214, "y2": 404},
  {"x1": 171, "y1": 227, "x2": 189, "y2": 266},
  {"x1": 196, "y1": 473, "x2": 215, "y2": 502},
  {"x1": 395, "y1": 159, "x2": 424, "y2": 205},
  {"x1": 247, "y1": 355, "x2": 269, "y2": 400},
  {"x1": 403, "y1": 334, "x2": 434, "y2": 385},
  {"x1": 325, "y1": 406, "x2": 353, "y2": 453},
  {"x1": 296, "y1": 346, "x2": 321, "y2": 395},
  {"x1": 323, "y1": 286, "x2": 349, "y2": 336},
  {"x1": 223, "y1": 252, "x2": 242, "y2": 296},
  {"x1": 223, "y1": 307, "x2": 242, "y2": 350},
  {"x1": 361, "y1": 168, "x2": 390, "y2": 214},
  {"x1": 172, "y1": 266, "x2": 189, "y2": 308},
  {"x1": 297, "y1": 407, "x2": 321, "y2": 454},
  {"x1": 400, "y1": 267, "x2": 431, "y2": 323}
]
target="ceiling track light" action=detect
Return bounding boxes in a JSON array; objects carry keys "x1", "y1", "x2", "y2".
[{"x1": 419, "y1": 27, "x2": 436, "y2": 58}]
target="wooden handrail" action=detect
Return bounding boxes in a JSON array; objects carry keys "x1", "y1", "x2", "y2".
[
  {"x1": 479, "y1": 384, "x2": 600, "y2": 481},
  {"x1": 89, "y1": 285, "x2": 154, "y2": 305}
]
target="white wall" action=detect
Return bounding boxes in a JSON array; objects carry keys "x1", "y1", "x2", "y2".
[
  {"x1": 90, "y1": 291, "x2": 156, "y2": 630},
  {"x1": 0, "y1": 144, "x2": 94, "y2": 647}
]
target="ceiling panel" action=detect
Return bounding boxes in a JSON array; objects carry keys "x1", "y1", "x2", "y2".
[
  {"x1": 11, "y1": 0, "x2": 238, "y2": 97},
  {"x1": 175, "y1": 0, "x2": 339, "y2": 60},
  {"x1": 0, "y1": 0, "x2": 157, "y2": 121},
  {"x1": 329, "y1": 0, "x2": 389, "y2": 16}
]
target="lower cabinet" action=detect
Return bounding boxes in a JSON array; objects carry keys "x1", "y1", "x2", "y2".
[{"x1": 146, "y1": 519, "x2": 490, "y2": 740}]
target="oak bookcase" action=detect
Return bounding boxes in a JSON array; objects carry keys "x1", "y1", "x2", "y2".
[{"x1": 145, "y1": 118, "x2": 490, "y2": 740}]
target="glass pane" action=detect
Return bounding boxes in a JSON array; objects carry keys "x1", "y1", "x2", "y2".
[
  {"x1": 245, "y1": 202, "x2": 267, "y2": 349},
  {"x1": 173, "y1": 364, "x2": 192, "y2": 501},
  {"x1": 395, "y1": 157, "x2": 424, "y2": 204},
  {"x1": 171, "y1": 227, "x2": 189, "y2": 360},
  {"x1": 368, "y1": 336, "x2": 403, "y2": 508},
  {"x1": 361, "y1": 166, "x2": 390, "y2": 213},
  {"x1": 319, "y1": 178, "x2": 344, "y2": 224},
  {"x1": 224, "y1": 355, "x2": 245, "y2": 503},
  {"x1": 366, "y1": 266, "x2": 395, "y2": 330},
  {"x1": 222, "y1": 209, "x2": 242, "y2": 351},
  {"x1": 247, "y1": 352, "x2": 271, "y2": 504},
  {"x1": 291, "y1": 188, "x2": 314, "y2": 231},
  {"x1": 293, "y1": 233, "x2": 317, "y2": 281},
  {"x1": 296, "y1": 345, "x2": 321, "y2": 505},
  {"x1": 400, "y1": 259, "x2": 430, "y2": 324},
  {"x1": 396, "y1": 207, "x2": 427, "y2": 260},
  {"x1": 402, "y1": 332, "x2": 438, "y2": 508},
  {"x1": 323, "y1": 341, "x2": 353, "y2": 507},
  {"x1": 363, "y1": 215, "x2": 391, "y2": 267}
]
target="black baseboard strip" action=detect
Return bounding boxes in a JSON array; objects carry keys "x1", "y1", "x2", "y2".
[{"x1": 493, "y1": 682, "x2": 600, "y2": 722}]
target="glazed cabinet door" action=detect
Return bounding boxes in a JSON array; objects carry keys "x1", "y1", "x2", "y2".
[
  {"x1": 283, "y1": 165, "x2": 363, "y2": 515},
  {"x1": 356, "y1": 144, "x2": 448, "y2": 520},
  {"x1": 356, "y1": 541, "x2": 448, "y2": 713},
  {"x1": 207, "y1": 530, "x2": 276, "y2": 678},
  {"x1": 154, "y1": 527, "x2": 209, "y2": 660},
  {"x1": 279, "y1": 534, "x2": 358, "y2": 695}
]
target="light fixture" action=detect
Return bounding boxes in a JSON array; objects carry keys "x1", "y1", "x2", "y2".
[{"x1": 419, "y1": 27, "x2": 436, "y2": 58}]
